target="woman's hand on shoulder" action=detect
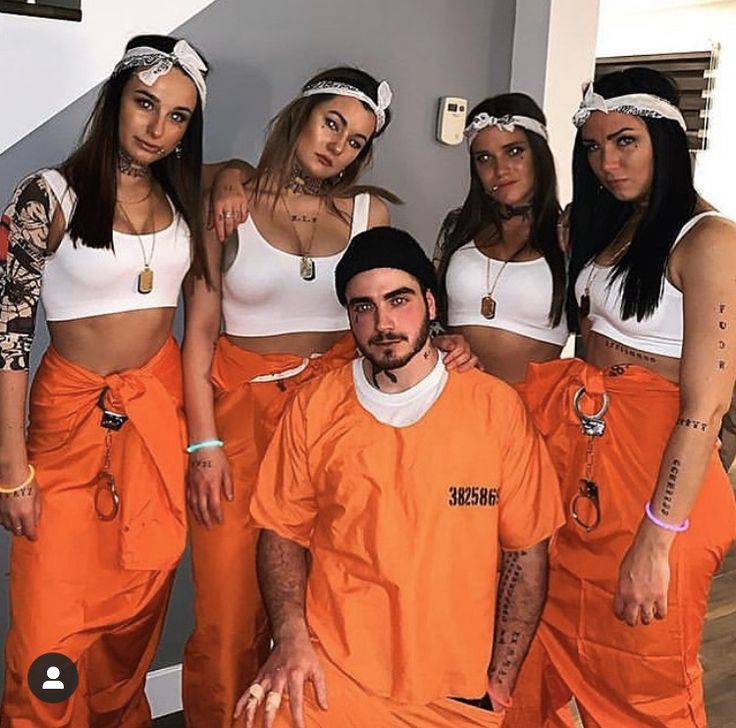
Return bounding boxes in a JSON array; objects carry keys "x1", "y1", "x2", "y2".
[
  {"x1": 204, "y1": 160, "x2": 255, "y2": 243},
  {"x1": 433, "y1": 333, "x2": 481, "y2": 372}
]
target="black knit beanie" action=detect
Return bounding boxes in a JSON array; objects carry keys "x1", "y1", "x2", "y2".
[{"x1": 335, "y1": 226, "x2": 438, "y2": 305}]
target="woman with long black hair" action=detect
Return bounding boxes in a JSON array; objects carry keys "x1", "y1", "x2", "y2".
[
  {"x1": 506, "y1": 67, "x2": 736, "y2": 727},
  {"x1": 0, "y1": 34, "x2": 209, "y2": 726}
]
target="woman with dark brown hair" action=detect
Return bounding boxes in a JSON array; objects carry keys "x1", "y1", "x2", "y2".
[
  {"x1": 182, "y1": 66, "x2": 476, "y2": 727},
  {"x1": 434, "y1": 93, "x2": 568, "y2": 384},
  {"x1": 0, "y1": 34, "x2": 209, "y2": 726}
]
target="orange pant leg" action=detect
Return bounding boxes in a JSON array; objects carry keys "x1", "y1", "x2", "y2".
[
  {"x1": 1, "y1": 462, "x2": 174, "y2": 728},
  {"x1": 183, "y1": 378, "x2": 292, "y2": 728},
  {"x1": 184, "y1": 338, "x2": 357, "y2": 727},
  {"x1": 1, "y1": 344, "x2": 184, "y2": 728},
  {"x1": 519, "y1": 359, "x2": 736, "y2": 728}
]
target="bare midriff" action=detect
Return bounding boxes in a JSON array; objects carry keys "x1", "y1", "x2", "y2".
[
  {"x1": 48, "y1": 308, "x2": 176, "y2": 376},
  {"x1": 450, "y1": 325, "x2": 563, "y2": 384},
  {"x1": 225, "y1": 329, "x2": 349, "y2": 358},
  {"x1": 583, "y1": 327, "x2": 680, "y2": 383}
]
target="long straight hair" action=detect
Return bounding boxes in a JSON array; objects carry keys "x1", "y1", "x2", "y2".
[
  {"x1": 252, "y1": 66, "x2": 401, "y2": 222},
  {"x1": 567, "y1": 67, "x2": 697, "y2": 328},
  {"x1": 436, "y1": 93, "x2": 565, "y2": 325},
  {"x1": 60, "y1": 34, "x2": 211, "y2": 283}
]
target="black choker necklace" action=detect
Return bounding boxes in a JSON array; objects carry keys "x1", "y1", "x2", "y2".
[
  {"x1": 496, "y1": 202, "x2": 532, "y2": 221},
  {"x1": 118, "y1": 150, "x2": 150, "y2": 179},
  {"x1": 284, "y1": 161, "x2": 325, "y2": 196}
]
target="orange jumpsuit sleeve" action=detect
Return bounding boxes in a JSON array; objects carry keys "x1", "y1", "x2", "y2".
[
  {"x1": 497, "y1": 391, "x2": 565, "y2": 551},
  {"x1": 250, "y1": 391, "x2": 318, "y2": 548}
]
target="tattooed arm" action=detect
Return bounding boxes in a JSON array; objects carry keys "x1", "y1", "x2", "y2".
[
  {"x1": 233, "y1": 530, "x2": 327, "y2": 727},
  {"x1": 0, "y1": 172, "x2": 62, "y2": 540},
  {"x1": 487, "y1": 541, "x2": 549, "y2": 707},
  {"x1": 614, "y1": 214, "x2": 736, "y2": 626}
]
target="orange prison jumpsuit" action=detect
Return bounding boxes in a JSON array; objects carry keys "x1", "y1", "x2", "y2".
[
  {"x1": 182, "y1": 334, "x2": 356, "y2": 728},
  {"x1": 250, "y1": 364, "x2": 565, "y2": 727},
  {"x1": 504, "y1": 358, "x2": 736, "y2": 728},
  {"x1": 1, "y1": 338, "x2": 187, "y2": 728}
]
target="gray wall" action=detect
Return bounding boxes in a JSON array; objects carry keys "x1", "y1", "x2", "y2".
[{"x1": 0, "y1": 0, "x2": 515, "y2": 675}]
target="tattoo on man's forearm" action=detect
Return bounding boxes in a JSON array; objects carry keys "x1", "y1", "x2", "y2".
[
  {"x1": 676, "y1": 418, "x2": 708, "y2": 432},
  {"x1": 661, "y1": 458, "x2": 680, "y2": 517},
  {"x1": 256, "y1": 530, "x2": 308, "y2": 640}
]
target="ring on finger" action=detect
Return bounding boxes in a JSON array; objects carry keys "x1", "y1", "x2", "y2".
[
  {"x1": 247, "y1": 683, "x2": 265, "y2": 703},
  {"x1": 265, "y1": 691, "x2": 282, "y2": 710},
  {"x1": 13, "y1": 525, "x2": 23, "y2": 534},
  {"x1": 223, "y1": 211, "x2": 234, "y2": 219}
]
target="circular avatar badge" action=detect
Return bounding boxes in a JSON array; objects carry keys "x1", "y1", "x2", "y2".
[{"x1": 27, "y1": 652, "x2": 78, "y2": 703}]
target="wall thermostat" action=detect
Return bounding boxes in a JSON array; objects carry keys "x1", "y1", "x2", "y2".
[{"x1": 436, "y1": 96, "x2": 468, "y2": 146}]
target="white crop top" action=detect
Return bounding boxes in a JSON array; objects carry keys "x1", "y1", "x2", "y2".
[
  {"x1": 40, "y1": 170, "x2": 191, "y2": 321},
  {"x1": 221, "y1": 193, "x2": 371, "y2": 336},
  {"x1": 574, "y1": 211, "x2": 727, "y2": 359},
  {"x1": 445, "y1": 242, "x2": 569, "y2": 346}
]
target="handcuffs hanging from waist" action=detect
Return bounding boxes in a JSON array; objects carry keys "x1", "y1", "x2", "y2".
[
  {"x1": 94, "y1": 387, "x2": 126, "y2": 520},
  {"x1": 570, "y1": 385, "x2": 609, "y2": 533}
]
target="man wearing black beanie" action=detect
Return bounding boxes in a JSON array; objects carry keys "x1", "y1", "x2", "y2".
[{"x1": 236, "y1": 227, "x2": 564, "y2": 728}]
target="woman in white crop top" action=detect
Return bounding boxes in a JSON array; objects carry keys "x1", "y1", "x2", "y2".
[
  {"x1": 0, "y1": 35, "x2": 210, "y2": 724},
  {"x1": 181, "y1": 67, "x2": 477, "y2": 726},
  {"x1": 434, "y1": 94, "x2": 568, "y2": 385},
  {"x1": 505, "y1": 68, "x2": 736, "y2": 728}
]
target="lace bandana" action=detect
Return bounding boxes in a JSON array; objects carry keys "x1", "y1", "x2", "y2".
[
  {"x1": 113, "y1": 40, "x2": 208, "y2": 107},
  {"x1": 572, "y1": 81, "x2": 687, "y2": 131},
  {"x1": 464, "y1": 113, "x2": 549, "y2": 145},
  {"x1": 301, "y1": 79, "x2": 392, "y2": 133}
]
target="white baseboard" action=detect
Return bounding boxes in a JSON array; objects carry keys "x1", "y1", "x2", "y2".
[{"x1": 145, "y1": 663, "x2": 182, "y2": 719}]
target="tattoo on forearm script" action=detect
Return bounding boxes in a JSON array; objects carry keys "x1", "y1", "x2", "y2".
[
  {"x1": 676, "y1": 418, "x2": 708, "y2": 432},
  {"x1": 661, "y1": 458, "x2": 680, "y2": 518},
  {"x1": 488, "y1": 543, "x2": 548, "y2": 693}
]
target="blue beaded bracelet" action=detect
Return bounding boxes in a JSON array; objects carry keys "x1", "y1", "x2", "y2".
[{"x1": 186, "y1": 439, "x2": 224, "y2": 454}]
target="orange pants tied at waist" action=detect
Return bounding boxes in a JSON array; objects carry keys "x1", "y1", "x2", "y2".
[
  {"x1": 1, "y1": 338, "x2": 187, "y2": 728},
  {"x1": 182, "y1": 334, "x2": 356, "y2": 728},
  {"x1": 505, "y1": 358, "x2": 736, "y2": 728}
]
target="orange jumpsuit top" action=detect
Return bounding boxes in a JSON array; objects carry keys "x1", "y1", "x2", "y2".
[{"x1": 251, "y1": 364, "x2": 564, "y2": 705}]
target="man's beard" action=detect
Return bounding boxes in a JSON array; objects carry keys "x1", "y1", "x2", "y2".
[{"x1": 357, "y1": 314, "x2": 431, "y2": 372}]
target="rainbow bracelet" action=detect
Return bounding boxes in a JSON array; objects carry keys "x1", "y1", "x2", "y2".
[
  {"x1": 186, "y1": 439, "x2": 224, "y2": 454},
  {"x1": 644, "y1": 501, "x2": 689, "y2": 533}
]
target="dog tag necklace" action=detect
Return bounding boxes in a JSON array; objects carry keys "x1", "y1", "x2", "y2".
[
  {"x1": 118, "y1": 200, "x2": 156, "y2": 294},
  {"x1": 282, "y1": 194, "x2": 322, "y2": 281},
  {"x1": 480, "y1": 239, "x2": 529, "y2": 320}
]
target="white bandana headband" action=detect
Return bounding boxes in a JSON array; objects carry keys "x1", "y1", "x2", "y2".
[
  {"x1": 301, "y1": 79, "x2": 392, "y2": 133},
  {"x1": 464, "y1": 113, "x2": 549, "y2": 145},
  {"x1": 113, "y1": 40, "x2": 208, "y2": 107},
  {"x1": 572, "y1": 82, "x2": 687, "y2": 132}
]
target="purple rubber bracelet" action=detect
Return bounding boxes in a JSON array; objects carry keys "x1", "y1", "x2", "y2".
[{"x1": 644, "y1": 501, "x2": 689, "y2": 533}]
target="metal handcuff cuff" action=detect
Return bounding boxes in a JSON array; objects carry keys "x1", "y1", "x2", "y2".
[
  {"x1": 570, "y1": 386, "x2": 609, "y2": 532},
  {"x1": 94, "y1": 387, "x2": 126, "y2": 521}
]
